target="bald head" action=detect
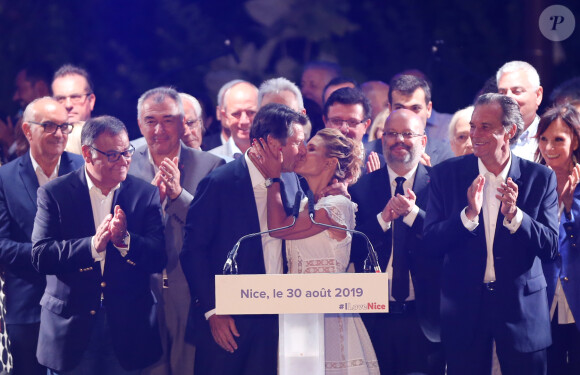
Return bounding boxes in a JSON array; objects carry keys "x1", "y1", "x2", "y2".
[
  {"x1": 23, "y1": 96, "x2": 66, "y2": 123},
  {"x1": 222, "y1": 81, "x2": 258, "y2": 152},
  {"x1": 382, "y1": 109, "x2": 427, "y2": 174},
  {"x1": 22, "y1": 97, "x2": 69, "y2": 165}
]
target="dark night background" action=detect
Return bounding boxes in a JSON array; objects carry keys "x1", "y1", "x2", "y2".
[{"x1": 1, "y1": 0, "x2": 579, "y2": 139}]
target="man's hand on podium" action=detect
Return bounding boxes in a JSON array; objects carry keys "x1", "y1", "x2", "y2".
[{"x1": 209, "y1": 314, "x2": 240, "y2": 353}]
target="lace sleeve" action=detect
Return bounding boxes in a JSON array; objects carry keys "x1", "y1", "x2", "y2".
[{"x1": 314, "y1": 195, "x2": 357, "y2": 230}]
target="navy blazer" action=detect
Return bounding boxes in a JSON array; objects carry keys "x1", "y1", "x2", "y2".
[
  {"x1": 544, "y1": 184, "x2": 580, "y2": 330},
  {"x1": 182, "y1": 156, "x2": 271, "y2": 313},
  {"x1": 349, "y1": 163, "x2": 441, "y2": 342},
  {"x1": 0, "y1": 152, "x2": 83, "y2": 325},
  {"x1": 180, "y1": 156, "x2": 300, "y2": 322},
  {"x1": 31, "y1": 169, "x2": 166, "y2": 372},
  {"x1": 424, "y1": 153, "x2": 559, "y2": 353}
]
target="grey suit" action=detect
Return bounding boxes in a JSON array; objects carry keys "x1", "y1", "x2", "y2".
[{"x1": 128, "y1": 142, "x2": 224, "y2": 375}]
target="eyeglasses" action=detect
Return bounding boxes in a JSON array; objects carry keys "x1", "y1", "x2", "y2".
[
  {"x1": 90, "y1": 145, "x2": 135, "y2": 162},
  {"x1": 54, "y1": 92, "x2": 93, "y2": 105},
  {"x1": 28, "y1": 121, "x2": 74, "y2": 134},
  {"x1": 384, "y1": 131, "x2": 425, "y2": 140},
  {"x1": 185, "y1": 119, "x2": 202, "y2": 129},
  {"x1": 327, "y1": 118, "x2": 365, "y2": 129}
]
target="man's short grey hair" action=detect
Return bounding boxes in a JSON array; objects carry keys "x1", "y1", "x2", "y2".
[
  {"x1": 81, "y1": 116, "x2": 128, "y2": 154},
  {"x1": 137, "y1": 87, "x2": 184, "y2": 121},
  {"x1": 257, "y1": 77, "x2": 304, "y2": 110},
  {"x1": 496, "y1": 61, "x2": 541, "y2": 89},
  {"x1": 179, "y1": 93, "x2": 202, "y2": 118},
  {"x1": 475, "y1": 93, "x2": 523, "y2": 145},
  {"x1": 217, "y1": 79, "x2": 247, "y2": 111},
  {"x1": 448, "y1": 105, "x2": 474, "y2": 140},
  {"x1": 22, "y1": 96, "x2": 56, "y2": 123}
]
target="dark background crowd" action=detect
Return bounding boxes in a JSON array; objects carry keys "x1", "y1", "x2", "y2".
[
  {"x1": 1, "y1": 1, "x2": 580, "y2": 375},
  {"x1": 1, "y1": 0, "x2": 579, "y2": 139}
]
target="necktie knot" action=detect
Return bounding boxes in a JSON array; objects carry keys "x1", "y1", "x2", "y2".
[{"x1": 395, "y1": 177, "x2": 406, "y2": 196}]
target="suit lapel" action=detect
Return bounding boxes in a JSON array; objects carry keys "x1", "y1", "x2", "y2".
[
  {"x1": 74, "y1": 168, "x2": 97, "y2": 234},
  {"x1": 178, "y1": 143, "x2": 193, "y2": 189},
  {"x1": 412, "y1": 163, "x2": 430, "y2": 208},
  {"x1": 374, "y1": 167, "x2": 392, "y2": 210},
  {"x1": 58, "y1": 152, "x2": 80, "y2": 176},
  {"x1": 111, "y1": 177, "x2": 131, "y2": 213},
  {"x1": 507, "y1": 154, "x2": 522, "y2": 188},
  {"x1": 19, "y1": 153, "x2": 40, "y2": 207},
  {"x1": 132, "y1": 146, "x2": 156, "y2": 182},
  {"x1": 494, "y1": 154, "x2": 522, "y2": 252}
]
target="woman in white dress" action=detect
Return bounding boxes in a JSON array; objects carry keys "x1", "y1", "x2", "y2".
[{"x1": 250, "y1": 128, "x2": 380, "y2": 375}]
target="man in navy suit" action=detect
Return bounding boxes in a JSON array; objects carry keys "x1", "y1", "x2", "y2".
[
  {"x1": 350, "y1": 109, "x2": 442, "y2": 374},
  {"x1": 0, "y1": 97, "x2": 84, "y2": 375},
  {"x1": 424, "y1": 93, "x2": 559, "y2": 375},
  {"x1": 129, "y1": 87, "x2": 224, "y2": 375},
  {"x1": 31, "y1": 116, "x2": 166, "y2": 375},
  {"x1": 180, "y1": 103, "x2": 307, "y2": 375}
]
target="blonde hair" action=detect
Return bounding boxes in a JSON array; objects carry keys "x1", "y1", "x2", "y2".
[
  {"x1": 368, "y1": 107, "x2": 390, "y2": 141},
  {"x1": 316, "y1": 128, "x2": 364, "y2": 185}
]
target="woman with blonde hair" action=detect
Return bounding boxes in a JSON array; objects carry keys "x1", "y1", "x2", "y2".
[{"x1": 250, "y1": 128, "x2": 379, "y2": 374}]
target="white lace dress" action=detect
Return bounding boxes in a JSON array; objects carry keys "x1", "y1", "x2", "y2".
[{"x1": 286, "y1": 195, "x2": 380, "y2": 375}]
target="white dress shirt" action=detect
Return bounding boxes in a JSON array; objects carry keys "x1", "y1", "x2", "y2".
[
  {"x1": 511, "y1": 116, "x2": 539, "y2": 162},
  {"x1": 205, "y1": 153, "x2": 283, "y2": 319},
  {"x1": 30, "y1": 151, "x2": 60, "y2": 187},
  {"x1": 209, "y1": 137, "x2": 243, "y2": 160},
  {"x1": 376, "y1": 165, "x2": 420, "y2": 301},
  {"x1": 246, "y1": 152, "x2": 284, "y2": 275},
  {"x1": 460, "y1": 155, "x2": 523, "y2": 282},
  {"x1": 85, "y1": 167, "x2": 128, "y2": 274}
]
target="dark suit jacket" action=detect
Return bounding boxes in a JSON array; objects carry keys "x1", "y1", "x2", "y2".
[
  {"x1": 0, "y1": 152, "x2": 83, "y2": 325},
  {"x1": 349, "y1": 163, "x2": 441, "y2": 342},
  {"x1": 180, "y1": 156, "x2": 301, "y2": 375},
  {"x1": 31, "y1": 169, "x2": 166, "y2": 372},
  {"x1": 201, "y1": 132, "x2": 223, "y2": 151},
  {"x1": 180, "y1": 155, "x2": 299, "y2": 333},
  {"x1": 424, "y1": 153, "x2": 559, "y2": 353},
  {"x1": 181, "y1": 156, "x2": 300, "y2": 313},
  {"x1": 544, "y1": 185, "x2": 580, "y2": 331}
]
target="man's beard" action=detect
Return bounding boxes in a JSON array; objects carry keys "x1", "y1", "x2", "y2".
[{"x1": 386, "y1": 142, "x2": 418, "y2": 167}]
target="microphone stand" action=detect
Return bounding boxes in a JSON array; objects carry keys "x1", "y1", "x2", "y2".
[{"x1": 223, "y1": 190, "x2": 303, "y2": 275}]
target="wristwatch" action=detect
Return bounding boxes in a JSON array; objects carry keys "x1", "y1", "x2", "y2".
[{"x1": 265, "y1": 177, "x2": 282, "y2": 188}]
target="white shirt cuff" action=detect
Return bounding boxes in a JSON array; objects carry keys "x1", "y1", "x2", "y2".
[
  {"x1": 403, "y1": 205, "x2": 420, "y2": 227},
  {"x1": 205, "y1": 309, "x2": 216, "y2": 320},
  {"x1": 503, "y1": 207, "x2": 523, "y2": 233},
  {"x1": 376, "y1": 212, "x2": 392, "y2": 232},
  {"x1": 461, "y1": 207, "x2": 479, "y2": 232},
  {"x1": 91, "y1": 236, "x2": 105, "y2": 262}
]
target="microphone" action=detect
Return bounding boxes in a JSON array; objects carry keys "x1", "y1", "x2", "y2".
[
  {"x1": 306, "y1": 190, "x2": 382, "y2": 273},
  {"x1": 307, "y1": 190, "x2": 316, "y2": 219},
  {"x1": 223, "y1": 191, "x2": 302, "y2": 274}
]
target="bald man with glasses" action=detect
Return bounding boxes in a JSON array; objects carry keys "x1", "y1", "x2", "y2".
[{"x1": 0, "y1": 97, "x2": 84, "y2": 375}]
